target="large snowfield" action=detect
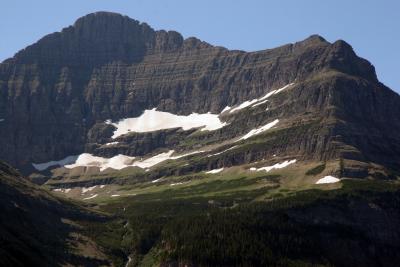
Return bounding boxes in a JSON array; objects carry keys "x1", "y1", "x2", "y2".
[{"x1": 106, "y1": 108, "x2": 227, "y2": 138}]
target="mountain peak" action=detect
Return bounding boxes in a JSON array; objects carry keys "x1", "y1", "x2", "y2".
[
  {"x1": 328, "y1": 39, "x2": 378, "y2": 82},
  {"x1": 304, "y1": 34, "x2": 328, "y2": 43},
  {"x1": 11, "y1": 12, "x2": 187, "y2": 66},
  {"x1": 72, "y1": 11, "x2": 144, "y2": 30},
  {"x1": 75, "y1": 11, "x2": 127, "y2": 19},
  {"x1": 294, "y1": 34, "x2": 329, "y2": 48}
]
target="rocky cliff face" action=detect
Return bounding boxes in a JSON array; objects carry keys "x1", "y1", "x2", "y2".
[{"x1": 0, "y1": 12, "x2": 399, "y2": 177}]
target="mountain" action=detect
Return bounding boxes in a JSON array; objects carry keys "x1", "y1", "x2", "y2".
[
  {"x1": 1, "y1": 11, "x2": 400, "y2": 267},
  {"x1": 1, "y1": 11, "x2": 399, "y2": 182}
]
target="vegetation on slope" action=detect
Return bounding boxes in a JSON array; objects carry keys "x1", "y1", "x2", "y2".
[
  {"x1": 0, "y1": 161, "x2": 112, "y2": 267},
  {"x1": 83, "y1": 179, "x2": 400, "y2": 267}
]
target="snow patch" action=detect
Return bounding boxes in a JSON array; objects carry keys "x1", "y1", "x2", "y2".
[
  {"x1": 151, "y1": 178, "x2": 162, "y2": 183},
  {"x1": 251, "y1": 159, "x2": 296, "y2": 172},
  {"x1": 82, "y1": 186, "x2": 97, "y2": 194},
  {"x1": 221, "y1": 106, "x2": 232, "y2": 113},
  {"x1": 229, "y1": 99, "x2": 260, "y2": 113},
  {"x1": 206, "y1": 168, "x2": 224, "y2": 174},
  {"x1": 52, "y1": 188, "x2": 71, "y2": 193},
  {"x1": 170, "y1": 182, "x2": 185, "y2": 186},
  {"x1": 251, "y1": 99, "x2": 269, "y2": 108},
  {"x1": 66, "y1": 154, "x2": 136, "y2": 171},
  {"x1": 32, "y1": 155, "x2": 79, "y2": 171},
  {"x1": 274, "y1": 83, "x2": 294, "y2": 94},
  {"x1": 105, "y1": 154, "x2": 136, "y2": 170},
  {"x1": 132, "y1": 151, "x2": 174, "y2": 169},
  {"x1": 106, "y1": 108, "x2": 227, "y2": 138},
  {"x1": 109, "y1": 193, "x2": 135, "y2": 198},
  {"x1": 104, "y1": 142, "x2": 119, "y2": 146},
  {"x1": 131, "y1": 150, "x2": 202, "y2": 169},
  {"x1": 316, "y1": 176, "x2": 340, "y2": 184},
  {"x1": 83, "y1": 194, "x2": 98, "y2": 200},
  {"x1": 240, "y1": 119, "x2": 279, "y2": 140}
]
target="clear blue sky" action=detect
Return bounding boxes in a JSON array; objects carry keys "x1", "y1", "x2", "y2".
[{"x1": 1, "y1": 0, "x2": 399, "y2": 92}]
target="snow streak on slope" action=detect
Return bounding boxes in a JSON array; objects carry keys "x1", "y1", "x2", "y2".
[
  {"x1": 83, "y1": 194, "x2": 98, "y2": 200},
  {"x1": 228, "y1": 99, "x2": 260, "y2": 113},
  {"x1": 239, "y1": 119, "x2": 279, "y2": 140},
  {"x1": 250, "y1": 159, "x2": 297, "y2": 172},
  {"x1": 104, "y1": 142, "x2": 119, "y2": 146},
  {"x1": 228, "y1": 83, "x2": 294, "y2": 113},
  {"x1": 82, "y1": 186, "x2": 97, "y2": 193},
  {"x1": 34, "y1": 150, "x2": 203, "y2": 172},
  {"x1": 221, "y1": 106, "x2": 232, "y2": 113},
  {"x1": 129, "y1": 150, "x2": 204, "y2": 169},
  {"x1": 316, "y1": 176, "x2": 340, "y2": 184},
  {"x1": 131, "y1": 150, "x2": 202, "y2": 169},
  {"x1": 106, "y1": 108, "x2": 227, "y2": 138},
  {"x1": 170, "y1": 182, "x2": 186, "y2": 186},
  {"x1": 207, "y1": 145, "x2": 238, "y2": 157}
]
